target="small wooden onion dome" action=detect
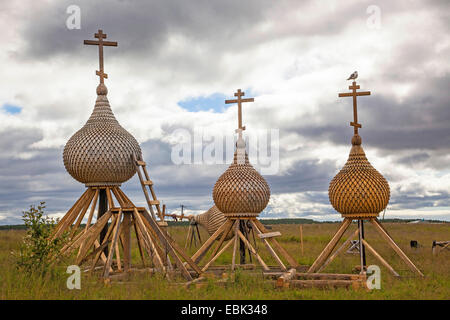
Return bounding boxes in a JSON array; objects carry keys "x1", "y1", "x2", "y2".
[
  {"x1": 63, "y1": 83, "x2": 142, "y2": 186},
  {"x1": 213, "y1": 134, "x2": 270, "y2": 217},
  {"x1": 328, "y1": 134, "x2": 390, "y2": 218},
  {"x1": 194, "y1": 205, "x2": 233, "y2": 240}
]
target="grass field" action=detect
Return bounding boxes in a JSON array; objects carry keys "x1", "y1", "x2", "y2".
[{"x1": 1, "y1": 222, "x2": 449, "y2": 300}]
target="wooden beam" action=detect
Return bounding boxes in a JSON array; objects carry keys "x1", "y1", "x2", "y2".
[
  {"x1": 103, "y1": 210, "x2": 123, "y2": 278},
  {"x1": 192, "y1": 220, "x2": 231, "y2": 264},
  {"x1": 236, "y1": 229, "x2": 269, "y2": 271},
  {"x1": 317, "y1": 227, "x2": 360, "y2": 273},
  {"x1": 257, "y1": 231, "x2": 281, "y2": 239},
  {"x1": 370, "y1": 218, "x2": 423, "y2": 277},
  {"x1": 231, "y1": 221, "x2": 240, "y2": 271},
  {"x1": 84, "y1": 189, "x2": 99, "y2": 232},
  {"x1": 250, "y1": 220, "x2": 286, "y2": 271},
  {"x1": 253, "y1": 219, "x2": 299, "y2": 268},
  {"x1": 202, "y1": 239, "x2": 234, "y2": 272},
  {"x1": 361, "y1": 239, "x2": 400, "y2": 277},
  {"x1": 276, "y1": 268, "x2": 296, "y2": 288},
  {"x1": 308, "y1": 218, "x2": 352, "y2": 273}
]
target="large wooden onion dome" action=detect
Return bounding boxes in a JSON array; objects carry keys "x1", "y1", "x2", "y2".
[
  {"x1": 213, "y1": 134, "x2": 270, "y2": 217},
  {"x1": 328, "y1": 134, "x2": 390, "y2": 218},
  {"x1": 63, "y1": 83, "x2": 142, "y2": 186}
]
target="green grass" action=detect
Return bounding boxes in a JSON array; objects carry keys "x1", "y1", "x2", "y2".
[{"x1": 0, "y1": 222, "x2": 449, "y2": 299}]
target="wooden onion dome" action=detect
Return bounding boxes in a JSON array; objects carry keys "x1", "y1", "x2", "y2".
[
  {"x1": 63, "y1": 30, "x2": 141, "y2": 186},
  {"x1": 63, "y1": 83, "x2": 142, "y2": 186},
  {"x1": 194, "y1": 205, "x2": 233, "y2": 240},
  {"x1": 328, "y1": 134, "x2": 390, "y2": 218},
  {"x1": 213, "y1": 130, "x2": 270, "y2": 218},
  {"x1": 329, "y1": 80, "x2": 390, "y2": 218}
]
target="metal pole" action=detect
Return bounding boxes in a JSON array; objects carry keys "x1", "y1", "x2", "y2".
[
  {"x1": 98, "y1": 188, "x2": 108, "y2": 256},
  {"x1": 239, "y1": 220, "x2": 246, "y2": 264},
  {"x1": 361, "y1": 219, "x2": 367, "y2": 266},
  {"x1": 358, "y1": 220, "x2": 366, "y2": 273}
]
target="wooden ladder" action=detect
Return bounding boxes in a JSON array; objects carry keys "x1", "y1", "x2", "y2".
[{"x1": 132, "y1": 153, "x2": 167, "y2": 226}]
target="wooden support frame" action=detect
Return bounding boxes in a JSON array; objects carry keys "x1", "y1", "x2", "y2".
[
  {"x1": 52, "y1": 186, "x2": 201, "y2": 281},
  {"x1": 191, "y1": 217, "x2": 298, "y2": 273},
  {"x1": 307, "y1": 217, "x2": 423, "y2": 278}
]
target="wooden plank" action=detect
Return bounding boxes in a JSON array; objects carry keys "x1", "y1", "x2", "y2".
[
  {"x1": 136, "y1": 160, "x2": 146, "y2": 166},
  {"x1": 111, "y1": 187, "x2": 127, "y2": 208},
  {"x1": 121, "y1": 213, "x2": 132, "y2": 271},
  {"x1": 362, "y1": 239, "x2": 400, "y2": 277},
  {"x1": 106, "y1": 187, "x2": 114, "y2": 208},
  {"x1": 131, "y1": 215, "x2": 146, "y2": 268},
  {"x1": 64, "y1": 210, "x2": 112, "y2": 260},
  {"x1": 299, "y1": 225, "x2": 304, "y2": 255},
  {"x1": 89, "y1": 217, "x2": 118, "y2": 271},
  {"x1": 160, "y1": 227, "x2": 202, "y2": 276},
  {"x1": 53, "y1": 189, "x2": 93, "y2": 239},
  {"x1": 251, "y1": 220, "x2": 286, "y2": 271},
  {"x1": 52, "y1": 189, "x2": 90, "y2": 238},
  {"x1": 202, "y1": 239, "x2": 234, "y2": 272},
  {"x1": 84, "y1": 189, "x2": 99, "y2": 232},
  {"x1": 103, "y1": 210, "x2": 123, "y2": 278},
  {"x1": 231, "y1": 221, "x2": 239, "y2": 271},
  {"x1": 370, "y1": 218, "x2": 423, "y2": 277},
  {"x1": 288, "y1": 279, "x2": 364, "y2": 289},
  {"x1": 85, "y1": 213, "x2": 117, "y2": 268},
  {"x1": 257, "y1": 231, "x2": 281, "y2": 239},
  {"x1": 133, "y1": 208, "x2": 165, "y2": 271},
  {"x1": 70, "y1": 190, "x2": 96, "y2": 239},
  {"x1": 317, "y1": 227, "x2": 359, "y2": 273},
  {"x1": 143, "y1": 180, "x2": 153, "y2": 186},
  {"x1": 192, "y1": 220, "x2": 230, "y2": 264},
  {"x1": 236, "y1": 229, "x2": 269, "y2": 271},
  {"x1": 308, "y1": 218, "x2": 351, "y2": 273},
  {"x1": 253, "y1": 219, "x2": 299, "y2": 268},
  {"x1": 296, "y1": 273, "x2": 365, "y2": 280},
  {"x1": 115, "y1": 240, "x2": 122, "y2": 272},
  {"x1": 210, "y1": 219, "x2": 234, "y2": 258}
]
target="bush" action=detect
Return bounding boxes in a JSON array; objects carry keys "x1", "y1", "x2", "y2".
[{"x1": 14, "y1": 202, "x2": 67, "y2": 275}]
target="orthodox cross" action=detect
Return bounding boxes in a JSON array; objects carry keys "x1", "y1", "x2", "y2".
[
  {"x1": 338, "y1": 81, "x2": 371, "y2": 135},
  {"x1": 225, "y1": 89, "x2": 254, "y2": 131},
  {"x1": 84, "y1": 29, "x2": 118, "y2": 84}
]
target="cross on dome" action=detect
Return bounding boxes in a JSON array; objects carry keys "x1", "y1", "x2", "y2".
[
  {"x1": 225, "y1": 89, "x2": 254, "y2": 131},
  {"x1": 84, "y1": 29, "x2": 118, "y2": 84},
  {"x1": 338, "y1": 80, "x2": 371, "y2": 135}
]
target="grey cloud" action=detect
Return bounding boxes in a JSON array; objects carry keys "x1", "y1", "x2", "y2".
[
  {"x1": 287, "y1": 75, "x2": 450, "y2": 164},
  {"x1": 266, "y1": 159, "x2": 336, "y2": 194}
]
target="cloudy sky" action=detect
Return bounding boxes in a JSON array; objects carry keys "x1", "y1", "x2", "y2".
[{"x1": 0, "y1": 0, "x2": 449, "y2": 224}]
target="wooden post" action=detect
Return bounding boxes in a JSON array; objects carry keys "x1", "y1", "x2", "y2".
[
  {"x1": 122, "y1": 213, "x2": 132, "y2": 271},
  {"x1": 299, "y1": 225, "x2": 304, "y2": 256}
]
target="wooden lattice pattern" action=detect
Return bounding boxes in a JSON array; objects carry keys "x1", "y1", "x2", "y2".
[
  {"x1": 63, "y1": 84, "x2": 142, "y2": 186},
  {"x1": 194, "y1": 205, "x2": 233, "y2": 240},
  {"x1": 213, "y1": 150, "x2": 270, "y2": 217},
  {"x1": 328, "y1": 135, "x2": 390, "y2": 218}
]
